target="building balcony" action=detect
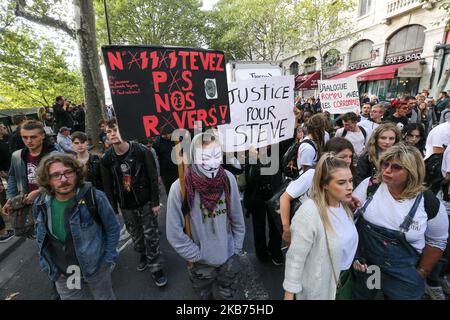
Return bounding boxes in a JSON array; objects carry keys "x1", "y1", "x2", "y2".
[{"x1": 385, "y1": 0, "x2": 435, "y2": 21}]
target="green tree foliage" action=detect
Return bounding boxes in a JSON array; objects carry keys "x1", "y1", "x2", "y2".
[
  {"x1": 205, "y1": 0, "x2": 299, "y2": 61},
  {"x1": 294, "y1": 0, "x2": 355, "y2": 77},
  {"x1": 94, "y1": 0, "x2": 207, "y2": 47},
  {"x1": 0, "y1": 28, "x2": 83, "y2": 109}
]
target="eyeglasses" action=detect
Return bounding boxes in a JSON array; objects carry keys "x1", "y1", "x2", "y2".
[
  {"x1": 381, "y1": 161, "x2": 403, "y2": 172},
  {"x1": 49, "y1": 169, "x2": 75, "y2": 180}
]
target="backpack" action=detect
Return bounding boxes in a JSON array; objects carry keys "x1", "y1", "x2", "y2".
[
  {"x1": 342, "y1": 125, "x2": 367, "y2": 142},
  {"x1": 366, "y1": 179, "x2": 440, "y2": 220},
  {"x1": 282, "y1": 139, "x2": 317, "y2": 179},
  {"x1": 424, "y1": 153, "x2": 445, "y2": 194},
  {"x1": 81, "y1": 186, "x2": 102, "y2": 226}
]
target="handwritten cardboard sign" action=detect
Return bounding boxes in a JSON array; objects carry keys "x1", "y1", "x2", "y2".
[
  {"x1": 318, "y1": 77, "x2": 360, "y2": 114},
  {"x1": 217, "y1": 76, "x2": 295, "y2": 152},
  {"x1": 101, "y1": 45, "x2": 230, "y2": 139}
]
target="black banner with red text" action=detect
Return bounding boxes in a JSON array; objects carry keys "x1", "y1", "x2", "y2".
[{"x1": 101, "y1": 45, "x2": 230, "y2": 139}]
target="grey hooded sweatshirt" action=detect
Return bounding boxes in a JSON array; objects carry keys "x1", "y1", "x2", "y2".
[{"x1": 166, "y1": 134, "x2": 245, "y2": 267}]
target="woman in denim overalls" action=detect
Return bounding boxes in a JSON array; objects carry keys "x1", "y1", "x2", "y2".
[{"x1": 352, "y1": 144, "x2": 448, "y2": 299}]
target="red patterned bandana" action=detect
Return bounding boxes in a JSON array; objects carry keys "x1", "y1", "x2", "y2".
[{"x1": 185, "y1": 166, "x2": 230, "y2": 216}]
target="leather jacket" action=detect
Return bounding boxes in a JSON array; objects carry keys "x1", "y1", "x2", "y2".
[{"x1": 100, "y1": 142, "x2": 159, "y2": 211}]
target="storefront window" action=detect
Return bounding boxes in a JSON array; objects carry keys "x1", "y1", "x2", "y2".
[
  {"x1": 376, "y1": 80, "x2": 389, "y2": 101},
  {"x1": 398, "y1": 78, "x2": 420, "y2": 97},
  {"x1": 386, "y1": 79, "x2": 398, "y2": 100}
]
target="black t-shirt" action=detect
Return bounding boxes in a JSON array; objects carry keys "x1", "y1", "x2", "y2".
[
  {"x1": 0, "y1": 136, "x2": 10, "y2": 171},
  {"x1": 386, "y1": 114, "x2": 408, "y2": 128},
  {"x1": 115, "y1": 149, "x2": 139, "y2": 208}
]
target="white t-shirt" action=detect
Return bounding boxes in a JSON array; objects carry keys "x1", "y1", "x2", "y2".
[
  {"x1": 296, "y1": 133, "x2": 329, "y2": 171},
  {"x1": 286, "y1": 169, "x2": 315, "y2": 199},
  {"x1": 358, "y1": 119, "x2": 379, "y2": 142},
  {"x1": 297, "y1": 138, "x2": 318, "y2": 170},
  {"x1": 335, "y1": 127, "x2": 366, "y2": 156},
  {"x1": 442, "y1": 146, "x2": 450, "y2": 178},
  {"x1": 424, "y1": 122, "x2": 450, "y2": 160},
  {"x1": 328, "y1": 205, "x2": 358, "y2": 271},
  {"x1": 353, "y1": 178, "x2": 449, "y2": 253},
  {"x1": 324, "y1": 131, "x2": 330, "y2": 143},
  {"x1": 438, "y1": 147, "x2": 450, "y2": 214}
]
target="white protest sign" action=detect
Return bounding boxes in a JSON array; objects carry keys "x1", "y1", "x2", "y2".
[
  {"x1": 217, "y1": 76, "x2": 295, "y2": 152},
  {"x1": 318, "y1": 77, "x2": 360, "y2": 114}
]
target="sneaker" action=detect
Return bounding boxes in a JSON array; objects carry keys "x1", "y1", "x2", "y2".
[
  {"x1": 152, "y1": 270, "x2": 167, "y2": 287},
  {"x1": 0, "y1": 230, "x2": 14, "y2": 243},
  {"x1": 119, "y1": 225, "x2": 130, "y2": 241},
  {"x1": 271, "y1": 257, "x2": 283, "y2": 266},
  {"x1": 425, "y1": 284, "x2": 446, "y2": 300},
  {"x1": 137, "y1": 255, "x2": 148, "y2": 272},
  {"x1": 440, "y1": 275, "x2": 450, "y2": 295}
]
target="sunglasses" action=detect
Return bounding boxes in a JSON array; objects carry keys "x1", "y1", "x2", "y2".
[{"x1": 381, "y1": 161, "x2": 403, "y2": 171}]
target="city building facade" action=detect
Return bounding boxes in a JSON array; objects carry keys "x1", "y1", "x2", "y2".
[{"x1": 282, "y1": 0, "x2": 449, "y2": 101}]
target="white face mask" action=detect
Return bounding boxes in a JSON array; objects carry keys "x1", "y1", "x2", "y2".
[{"x1": 195, "y1": 147, "x2": 222, "y2": 178}]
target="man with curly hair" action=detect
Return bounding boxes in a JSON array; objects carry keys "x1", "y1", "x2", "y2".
[{"x1": 33, "y1": 153, "x2": 120, "y2": 300}]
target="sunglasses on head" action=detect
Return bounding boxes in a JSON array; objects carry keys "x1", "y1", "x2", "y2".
[{"x1": 381, "y1": 161, "x2": 403, "y2": 171}]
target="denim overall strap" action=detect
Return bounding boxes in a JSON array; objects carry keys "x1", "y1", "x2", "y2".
[
  {"x1": 353, "y1": 195, "x2": 374, "y2": 223},
  {"x1": 398, "y1": 193, "x2": 423, "y2": 233}
]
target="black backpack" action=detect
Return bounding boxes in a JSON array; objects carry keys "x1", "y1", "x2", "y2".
[
  {"x1": 282, "y1": 139, "x2": 317, "y2": 179},
  {"x1": 424, "y1": 153, "x2": 445, "y2": 194},
  {"x1": 81, "y1": 187, "x2": 102, "y2": 226}
]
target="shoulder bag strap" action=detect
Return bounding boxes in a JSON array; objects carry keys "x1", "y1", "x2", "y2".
[{"x1": 318, "y1": 210, "x2": 340, "y2": 289}]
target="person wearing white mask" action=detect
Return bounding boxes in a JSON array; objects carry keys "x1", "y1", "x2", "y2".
[{"x1": 166, "y1": 131, "x2": 245, "y2": 300}]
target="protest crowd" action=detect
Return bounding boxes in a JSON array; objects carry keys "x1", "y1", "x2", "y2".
[{"x1": 0, "y1": 81, "x2": 450, "y2": 301}]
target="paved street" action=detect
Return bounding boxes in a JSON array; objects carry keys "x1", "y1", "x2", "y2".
[{"x1": 0, "y1": 191, "x2": 285, "y2": 300}]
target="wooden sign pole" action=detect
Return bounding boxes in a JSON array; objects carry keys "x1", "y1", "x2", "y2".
[{"x1": 175, "y1": 138, "x2": 193, "y2": 268}]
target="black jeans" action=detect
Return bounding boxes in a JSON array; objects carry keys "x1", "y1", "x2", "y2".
[
  {"x1": 0, "y1": 184, "x2": 6, "y2": 231},
  {"x1": 0, "y1": 215, "x2": 5, "y2": 231},
  {"x1": 249, "y1": 191, "x2": 282, "y2": 261},
  {"x1": 161, "y1": 170, "x2": 179, "y2": 196}
]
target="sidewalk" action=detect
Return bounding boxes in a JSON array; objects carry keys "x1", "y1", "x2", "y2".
[{"x1": 0, "y1": 236, "x2": 25, "y2": 263}]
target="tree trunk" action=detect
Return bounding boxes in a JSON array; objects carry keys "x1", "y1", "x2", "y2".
[
  {"x1": 15, "y1": 0, "x2": 105, "y2": 144},
  {"x1": 73, "y1": 0, "x2": 105, "y2": 146}
]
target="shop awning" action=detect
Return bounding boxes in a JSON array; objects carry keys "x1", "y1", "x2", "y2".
[
  {"x1": 327, "y1": 68, "x2": 374, "y2": 80},
  {"x1": 295, "y1": 71, "x2": 320, "y2": 90},
  {"x1": 357, "y1": 61, "x2": 423, "y2": 82}
]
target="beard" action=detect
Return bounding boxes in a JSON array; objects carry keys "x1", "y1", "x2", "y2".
[{"x1": 54, "y1": 182, "x2": 76, "y2": 195}]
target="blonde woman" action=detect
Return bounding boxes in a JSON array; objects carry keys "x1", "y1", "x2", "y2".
[
  {"x1": 355, "y1": 123, "x2": 401, "y2": 187},
  {"x1": 280, "y1": 138, "x2": 355, "y2": 245},
  {"x1": 352, "y1": 144, "x2": 448, "y2": 299},
  {"x1": 283, "y1": 153, "x2": 357, "y2": 300}
]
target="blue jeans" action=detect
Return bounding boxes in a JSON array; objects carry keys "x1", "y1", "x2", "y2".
[
  {"x1": 353, "y1": 216, "x2": 425, "y2": 300},
  {"x1": 55, "y1": 265, "x2": 116, "y2": 300}
]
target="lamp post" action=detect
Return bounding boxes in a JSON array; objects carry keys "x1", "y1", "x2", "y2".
[{"x1": 103, "y1": 0, "x2": 112, "y2": 45}]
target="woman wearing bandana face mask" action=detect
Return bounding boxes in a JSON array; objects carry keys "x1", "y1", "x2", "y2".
[{"x1": 166, "y1": 132, "x2": 246, "y2": 300}]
